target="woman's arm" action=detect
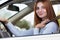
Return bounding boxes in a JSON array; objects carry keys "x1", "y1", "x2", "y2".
[
  {"x1": 5, "y1": 22, "x2": 40, "y2": 36},
  {"x1": 5, "y1": 22, "x2": 33, "y2": 37},
  {"x1": 0, "y1": 18, "x2": 40, "y2": 36},
  {"x1": 34, "y1": 28, "x2": 40, "y2": 35}
]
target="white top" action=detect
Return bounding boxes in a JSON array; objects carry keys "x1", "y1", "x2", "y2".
[
  {"x1": 40, "y1": 22, "x2": 58, "y2": 34},
  {"x1": 5, "y1": 22, "x2": 59, "y2": 37}
]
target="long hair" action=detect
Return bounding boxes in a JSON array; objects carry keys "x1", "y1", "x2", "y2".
[{"x1": 34, "y1": 0, "x2": 59, "y2": 26}]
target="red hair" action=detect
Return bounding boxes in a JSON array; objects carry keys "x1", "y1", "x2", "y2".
[{"x1": 34, "y1": 0, "x2": 59, "y2": 26}]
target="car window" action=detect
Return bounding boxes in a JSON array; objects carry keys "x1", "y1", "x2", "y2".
[
  {"x1": 0, "y1": 4, "x2": 27, "y2": 19},
  {"x1": 52, "y1": 4, "x2": 60, "y2": 16}
]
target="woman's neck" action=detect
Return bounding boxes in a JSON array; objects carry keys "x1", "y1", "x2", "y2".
[{"x1": 42, "y1": 17, "x2": 48, "y2": 21}]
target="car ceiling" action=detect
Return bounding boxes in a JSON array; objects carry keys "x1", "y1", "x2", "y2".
[{"x1": 0, "y1": 0, "x2": 60, "y2": 9}]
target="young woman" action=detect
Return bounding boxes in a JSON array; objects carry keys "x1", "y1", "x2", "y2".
[
  {"x1": 34, "y1": 0, "x2": 59, "y2": 34},
  {"x1": 0, "y1": 0, "x2": 59, "y2": 37}
]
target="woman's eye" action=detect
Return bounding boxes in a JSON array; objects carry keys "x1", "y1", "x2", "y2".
[
  {"x1": 42, "y1": 6, "x2": 45, "y2": 9},
  {"x1": 36, "y1": 7, "x2": 39, "y2": 10}
]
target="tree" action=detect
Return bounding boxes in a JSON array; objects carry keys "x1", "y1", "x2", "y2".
[{"x1": 15, "y1": 19, "x2": 30, "y2": 30}]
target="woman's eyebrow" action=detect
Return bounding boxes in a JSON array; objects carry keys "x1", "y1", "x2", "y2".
[{"x1": 36, "y1": 7, "x2": 39, "y2": 10}]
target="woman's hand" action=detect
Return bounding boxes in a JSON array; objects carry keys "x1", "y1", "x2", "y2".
[
  {"x1": 35, "y1": 19, "x2": 50, "y2": 28},
  {"x1": 0, "y1": 17, "x2": 8, "y2": 24}
]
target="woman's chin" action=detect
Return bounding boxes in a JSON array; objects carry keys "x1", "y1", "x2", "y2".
[{"x1": 39, "y1": 16, "x2": 44, "y2": 18}]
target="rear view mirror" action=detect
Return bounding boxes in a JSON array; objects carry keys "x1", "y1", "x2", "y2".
[{"x1": 7, "y1": 4, "x2": 19, "y2": 12}]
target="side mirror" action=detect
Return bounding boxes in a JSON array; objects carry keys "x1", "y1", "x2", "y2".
[{"x1": 7, "y1": 4, "x2": 19, "y2": 12}]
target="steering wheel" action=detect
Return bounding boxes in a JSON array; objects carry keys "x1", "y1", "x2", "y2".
[{"x1": 0, "y1": 21, "x2": 12, "y2": 38}]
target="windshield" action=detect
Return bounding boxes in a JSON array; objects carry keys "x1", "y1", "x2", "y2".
[
  {"x1": 0, "y1": 0, "x2": 8, "y2": 5},
  {"x1": 0, "y1": 4, "x2": 27, "y2": 19}
]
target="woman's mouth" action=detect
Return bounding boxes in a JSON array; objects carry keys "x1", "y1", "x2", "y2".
[{"x1": 39, "y1": 13, "x2": 43, "y2": 15}]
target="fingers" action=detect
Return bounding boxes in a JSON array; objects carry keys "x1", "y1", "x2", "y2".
[
  {"x1": 41, "y1": 19, "x2": 50, "y2": 24},
  {"x1": 35, "y1": 19, "x2": 50, "y2": 28},
  {"x1": 0, "y1": 18, "x2": 5, "y2": 21},
  {"x1": 0, "y1": 17, "x2": 8, "y2": 24}
]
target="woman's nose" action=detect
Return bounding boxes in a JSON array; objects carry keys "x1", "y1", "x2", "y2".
[{"x1": 39, "y1": 8, "x2": 42, "y2": 12}]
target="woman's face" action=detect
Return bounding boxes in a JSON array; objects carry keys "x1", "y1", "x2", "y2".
[{"x1": 36, "y1": 2, "x2": 47, "y2": 19}]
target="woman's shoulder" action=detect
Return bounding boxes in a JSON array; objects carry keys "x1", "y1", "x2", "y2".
[
  {"x1": 46, "y1": 21, "x2": 57, "y2": 25},
  {"x1": 45, "y1": 21, "x2": 58, "y2": 28}
]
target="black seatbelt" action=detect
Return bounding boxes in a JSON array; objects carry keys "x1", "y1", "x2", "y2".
[{"x1": 39, "y1": 20, "x2": 53, "y2": 33}]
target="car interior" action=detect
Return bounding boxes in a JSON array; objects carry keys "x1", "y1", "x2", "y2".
[{"x1": 0, "y1": 0, "x2": 60, "y2": 38}]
